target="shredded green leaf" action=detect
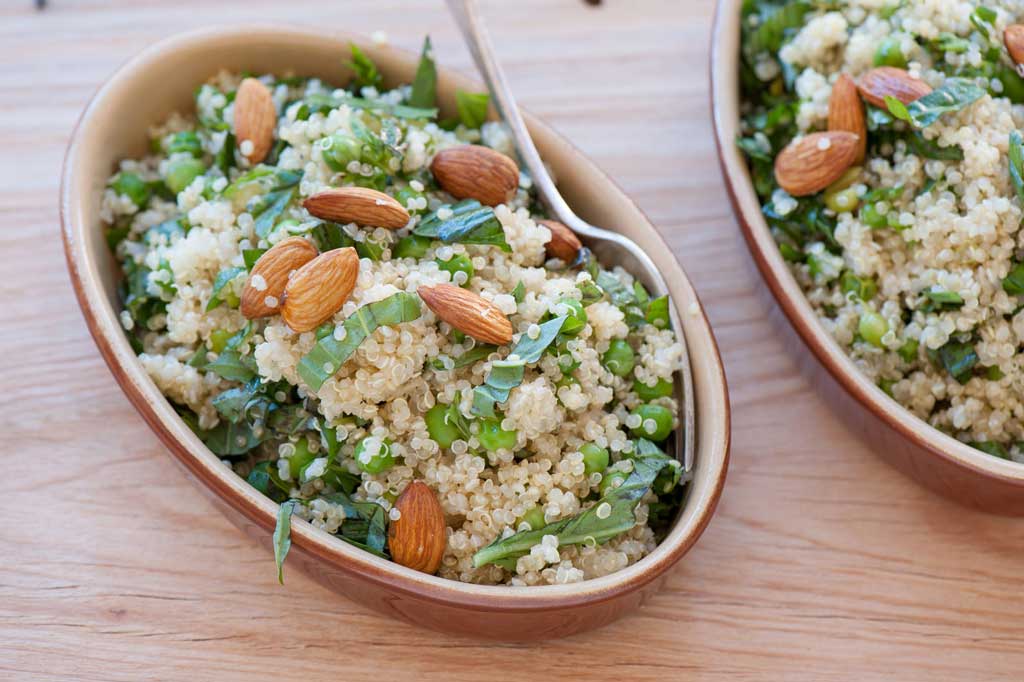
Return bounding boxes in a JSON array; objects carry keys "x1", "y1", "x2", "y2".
[
  {"x1": 471, "y1": 316, "x2": 566, "y2": 417},
  {"x1": 413, "y1": 199, "x2": 511, "y2": 250},
  {"x1": 473, "y1": 439, "x2": 680, "y2": 568},
  {"x1": 455, "y1": 90, "x2": 490, "y2": 128},
  {"x1": 274, "y1": 501, "x2": 298, "y2": 584},
  {"x1": 297, "y1": 292, "x2": 422, "y2": 391},
  {"x1": 408, "y1": 37, "x2": 437, "y2": 109},
  {"x1": 347, "y1": 43, "x2": 382, "y2": 89}
]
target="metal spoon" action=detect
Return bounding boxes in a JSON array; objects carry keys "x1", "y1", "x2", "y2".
[{"x1": 444, "y1": 0, "x2": 695, "y2": 473}]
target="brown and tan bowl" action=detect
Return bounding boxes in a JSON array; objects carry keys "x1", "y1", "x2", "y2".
[
  {"x1": 711, "y1": 0, "x2": 1024, "y2": 514},
  {"x1": 61, "y1": 26, "x2": 730, "y2": 639}
]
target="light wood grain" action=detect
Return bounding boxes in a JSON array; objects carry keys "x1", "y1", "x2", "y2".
[{"x1": 2, "y1": 0, "x2": 1022, "y2": 679}]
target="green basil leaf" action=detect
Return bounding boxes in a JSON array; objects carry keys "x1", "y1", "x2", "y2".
[
  {"x1": 206, "y1": 349, "x2": 258, "y2": 383},
  {"x1": 472, "y1": 439, "x2": 679, "y2": 568},
  {"x1": 320, "y1": 491, "x2": 389, "y2": 555},
  {"x1": 905, "y1": 132, "x2": 963, "y2": 160},
  {"x1": 455, "y1": 90, "x2": 490, "y2": 128},
  {"x1": 471, "y1": 316, "x2": 566, "y2": 417},
  {"x1": 273, "y1": 500, "x2": 298, "y2": 584},
  {"x1": 414, "y1": 199, "x2": 511, "y2": 251},
  {"x1": 298, "y1": 292, "x2": 422, "y2": 391},
  {"x1": 901, "y1": 78, "x2": 986, "y2": 128},
  {"x1": 253, "y1": 188, "x2": 295, "y2": 238},
  {"x1": 1009, "y1": 131, "x2": 1024, "y2": 207},
  {"x1": 347, "y1": 43, "x2": 382, "y2": 89},
  {"x1": 1003, "y1": 262, "x2": 1024, "y2": 295},
  {"x1": 206, "y1": 267, "x2": 245, "y2": 311},
  {"x1": 243, "y1": 248, "x2": 267, "y2": 271},
  {"x1": 408, "y1": 36, "x2": 437, "y2": 109},
  {"x1": 511, "y1": 281, "x2": 526, "y2": 304}
]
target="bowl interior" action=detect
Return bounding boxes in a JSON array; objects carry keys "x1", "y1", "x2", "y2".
[
  {"x1": 710, "y1": 0, "x2": 1024, "y2": 483},
  {"x1": 63, "y1": 25, "x2": 730, "y2": 605}
]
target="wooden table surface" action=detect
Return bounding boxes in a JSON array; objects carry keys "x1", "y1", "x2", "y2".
[{"x1": 3, "y1": 0, "x2": 1023, "y2": 679}]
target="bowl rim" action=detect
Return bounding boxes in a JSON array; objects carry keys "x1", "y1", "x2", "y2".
[
  {"x1": 61, "y1": 24, "x2": 731, "y2": 610},
  {"x1": 709, "y1": 0, "x2": 1024, "y2": 484}
]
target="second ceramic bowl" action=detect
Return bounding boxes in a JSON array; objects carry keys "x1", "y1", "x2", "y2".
[{"x1": 710, "y1": 0, "x2": 1024, "y2": 514}]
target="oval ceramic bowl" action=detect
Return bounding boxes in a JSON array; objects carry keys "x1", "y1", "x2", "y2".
[
  {"x1": 62, "y1": 26, "x2": 730, "y2": 638},
  {"x1": 711, "y1": 0, "x2": 1024, "y2": 514}
]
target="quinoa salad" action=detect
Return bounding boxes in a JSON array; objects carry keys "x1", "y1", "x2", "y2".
[
  {"x1": 103, "y1": 39, "x2": 687, "y2": 585},
  {"x1": 738, "y1": 0, "x2": 1024, "y2": 463}
]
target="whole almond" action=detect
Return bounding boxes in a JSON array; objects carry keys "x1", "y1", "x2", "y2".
[
  {"x1": 281, "y1": 247, "x2": 360, "y2": 333},
  {"x1": 417, "y1": 284, "x2": 513, "y2": 346},
  {"x1": 773, "y1": 131, "x2": 861, "y2": 197},
  {"x1": 240, "y1": 237, "x2": 318, "y2": 319},
  {"x1": 539, "y1": 219, "x2": 582, "y2": 262},
  {"x1": 430, "y1": 145, "x2": 520, "y2": 207},
  {"x1": 828, "y1": 74, "x2": 867, "y2": 163},
  {"x1": 234, "y1": 78, "x2": 277, "y2": 164},
  {"x1": 388, "y1": 481, "x2": 447, "y2": 575},
  {"x1": 303, "y1": 187, "x2": 410, "y2": 229},
  {"x1": 1005, "y1": 25, "x2": 1024, "y2": 67},
  {"x1": 856, "y1": 66, "x2": 932, "y2": 109}
]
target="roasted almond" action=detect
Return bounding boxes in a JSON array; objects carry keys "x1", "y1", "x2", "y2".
[
  {"x1": 234, "y1": 78, "x2": 277, "y2": 165},
  {"x1": 539, "y1": 219, "x2": 582, "y2": 263},
  {"x1": 856, "y1": 66, "x2": 932, "y2": 109},
  {"x1": 388, "y1": 481, "x2": 447, "y2": 575},
  {"x1": 303, "y1": 187, "x2": 410, "y2": 229},
  {"x1": 828, "y1": 74, "x2": 867, "y2": 163},
  {"x1": 1005, "y1": 25, "x2": 1024, "y2": 67},
  {"x1": 430, "y1": 145, "x2": 520, "y2": 207},
  {"x1": 240, "y1": 237, "x2": 318, "y2": 319},
  {"x1": 417, "y1": 283, "x2": 513, "y2": 346},
  {"x1": 773, "y1": 131, "x2": 861, "y2": 197},
  {"x1": 280, "y1": 247, "x2": 360, "y2": 333}
]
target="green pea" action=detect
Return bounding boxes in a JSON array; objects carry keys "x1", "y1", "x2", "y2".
[
  {"x1": 110, "y1": 171, "x2": 151, "y2": 207},
  {"x1": 633, "y1": 378, "x2": 674, "y2": 401},
  {"x1": 478, "y1": 418, "x2": 517, "y2": 451},
  {"x1": 395, "y1": 186, "x2": 427, "y2": 215},
  {"x1": 873, "y1": 36, "x2": 908, "y2": 68},
  {"x1": 287, "y1": 438, "x2": 317, "y2": 477},
  {"x1": 824, "y1": 187, "x2": 860, "y2": 213},
  {"x1": 555, "y1": 374, "x2": 579, "y2": 390},
  {"x1": 166, "y1": 157, "x2": 206, "y2": 194},
  {"x1": 209, "y1": 328, "x2": 233, "y2": 353},
  {"x1": 436, "y1": 254, "x2": 474, "y2": 286},
  {"x1": 425, "y1": 403, "x2": 460, "y2": 449},
  {"x1": 353, "y1": 436, "x2": 395, "y2": 474},
  {"x1": 165, "y1": 131, "x2": 203, "y2": 157},
  {"x1": 318, "y1": 133, "x2": 362, "y2": 172},
  {"x1": 630, "y1": 404, "x2": 674, "y2": 442},
  {"x1": 859, "y1": 310, "x2": 888, "y2": 348},
  {"x1": 860, "y1": 200, "x2": 892, "y2": 229},
  {"x1": 393, "y1": 234, "x2": 432, "y2": 259},
  {"x1": 602, "y1": 339, "x2": 636, "y2": 377},
  {"x1": 997, "y1": 65, "x2": 1024, "y2": 104},
  {"x1": 518, "y1": 506, "x2": 546, "y2": 531},
  {"x1": 558, "y1": 297, "x2": 588, "y2": 336},
  {"x1": 599, "y1": 469, "x2": 629, "y2": 496},
  {"x1": 580, "y1": 443, "x2": 609, "y2": 475},
  {"x1": 555, "y1": 350, "x2": 580, "y2": 375}
]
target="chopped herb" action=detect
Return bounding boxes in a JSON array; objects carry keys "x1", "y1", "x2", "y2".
[
  {"x1": 921, "y1": 289, "x2": 964, "y2": 312},
  {"x1": 347, "y1": 43, "x2": 382, "y2": 89},
  {"x1": 933, "y1": 340, "x2": 978, "y2": 383},
  {"x1": 472, "y1": 439, "x2": 680, "y2": 568},
  {"x1": 472, "y1": 316, "x2": 566, "y2": 417},
  {"x1": 511, "y1": 280, "x2": 526, "y2": 304},
  {"x1": 971, "y1": 440, "x2": 1009, "y2": 459},
  {"x1": 414, "y1": 199, "x2": 511, "y2": 251},
  {"x1": 888, "y1": 79, "x2": 985, "y2": 128},
  {"x1": 1003, "y1": 262, "x2": 1024, "y2": 295},
  {"x1": 273, "y1": 500, "x2": 298, "y2": 584},
  {"x1": 297, "y1": 292, "x2": 422, "y2": 391},
  {"x1": 206, "y1": 267, "x2": 244, "y2": 311},
  {"x1": 408, "y1": 37, "x2": 437, "y2": 109},
  {"x1": 206, "y1": 349, "x2": 258, "y2": 383},
  {"x1": 455, "y1": 90, "x2": 490, "y2": 128}
]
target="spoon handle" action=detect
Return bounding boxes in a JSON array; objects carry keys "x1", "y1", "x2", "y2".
[
  {"x1": 445, "y1": 0, "x2": 695, "y2": 474},
  {"x1": 444, "y1": 0, "x2": 588, "y2": 234}
]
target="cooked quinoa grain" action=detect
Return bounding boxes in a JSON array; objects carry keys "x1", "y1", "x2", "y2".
[
  {"x1": 739, "y1": 0, "x2": 1024, "y2": 463},
  {"x1": 106, "y1": 39, "x2": 687, "y2": 584}
]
